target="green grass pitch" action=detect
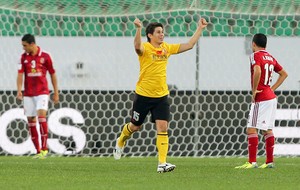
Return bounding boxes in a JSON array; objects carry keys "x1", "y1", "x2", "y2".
[{"x1": 0, "y1": 156, "x2": 299, "y2": 190}]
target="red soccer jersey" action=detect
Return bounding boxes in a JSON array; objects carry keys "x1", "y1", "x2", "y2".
[
  {"x1": 18, "y1": 47, "x2": 55, "y2": 96},
  {"x1": 250, "y1": 50, "x2": 283, "y2": 102}
]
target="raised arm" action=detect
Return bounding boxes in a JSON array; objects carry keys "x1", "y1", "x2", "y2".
[
  {"x1": 134, "y1": 18, "x2": 144, "y2": 55},
  {"x1": 178, "y1": 18, "x2": 208, "y2": 54},
  {"x1": 50, "y1": 73, "x2": 59, "y2": 104}
]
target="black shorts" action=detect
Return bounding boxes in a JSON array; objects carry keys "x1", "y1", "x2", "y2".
[{"x1": 130, "y1": 93, "x2": 170, "y2": 126}]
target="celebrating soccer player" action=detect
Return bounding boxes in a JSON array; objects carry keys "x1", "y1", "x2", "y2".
[
  {"x1": 17, "y1": 34, "x2": 59, "y2": 159},
  {"x1": 235, "y1": 33, "x2": 288, "y2": 169},
  {"x1": 113, "y1": 17, "x2": 208, "y2": 173}
]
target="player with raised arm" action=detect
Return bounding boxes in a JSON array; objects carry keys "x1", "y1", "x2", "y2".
[
  {"x1": 113, "y1": 17, "x2": 208, "y2": 173},
  {"x1": 17, "y1": 34, "x2": 59, "y2": 159},
  {"x1": 235, "y1": 33, "x2": 288, "y2": 169}
]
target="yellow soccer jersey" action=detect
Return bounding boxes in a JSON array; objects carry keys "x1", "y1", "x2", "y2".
[{"x1": 135, "y1": 42, "x2": 180, "y2": 98}]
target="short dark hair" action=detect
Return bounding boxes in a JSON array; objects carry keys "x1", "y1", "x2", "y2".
[
  {"x1": 22, "y1": 34, "x2": 36, "y2": 44},
  {"x1": 145, "y1": 22, "x2": 163, "y2": 42},
  {"x1": 252, "y1": 33, "x2": 267, "y2": 48}
]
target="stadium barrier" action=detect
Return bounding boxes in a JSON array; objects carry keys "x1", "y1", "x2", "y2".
[{"x1": 0, "y1": 90, "x2": 299, "y2": 157}]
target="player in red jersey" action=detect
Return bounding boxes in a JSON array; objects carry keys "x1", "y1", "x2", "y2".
[
  {"x1": 17, "y1": 34, "x2": 59, "y2": 159},
  {"x1": 235, "y1": 33, "x2": 288, "y2": 169}
]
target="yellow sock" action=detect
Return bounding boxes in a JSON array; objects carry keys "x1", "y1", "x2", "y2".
[
  {"x1": 118, "y1": 123, "x2": 133, "y2": 147},
  {"x1": 156, "y1": 132, "x2": 168, "y2": 164}
]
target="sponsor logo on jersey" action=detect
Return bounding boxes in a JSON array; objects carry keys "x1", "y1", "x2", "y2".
[
  {"x1": 156, "y1": 48, "x2": 167, "y2": 55},
  {"x1": 27, "y1": 72, "x2": 42, "y2": 77}
]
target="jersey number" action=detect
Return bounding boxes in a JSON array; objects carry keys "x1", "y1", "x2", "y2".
[
  {"x1": 31, "y1": 60, "x2": 36, "y2": 68},
  {"x1": 133, "y1": 111, "x2": 140, "y2": 121},
  {"x1": 264, "y1": 63, "x2": 274, "y2": 86}
]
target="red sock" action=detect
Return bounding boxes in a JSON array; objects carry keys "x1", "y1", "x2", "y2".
[
  {"x1": 38, "y1": 116, "x2": 48, "y2": 151},
  {"x1": 248, "y1": 133, "x2": 258, "y2": 163},
  {"x1": 28, "y1": 121, "x2": 40, "y2": 153},
  {"x1": 264, "y1": 134, "x2": 275, "y2": 164}
]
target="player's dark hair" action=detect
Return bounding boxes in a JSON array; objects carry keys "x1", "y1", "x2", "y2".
[
  {"x1": 145, "y1": 22, "x2": 163, "y2": 42},
  {"x1": 22, "y1": 34, "x2": 36, "y2": 44},
  {"x1": 252, "y1": 33, "x2": 267, "y2": 48}
]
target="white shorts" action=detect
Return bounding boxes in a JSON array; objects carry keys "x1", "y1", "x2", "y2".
[
  {"x1": 23, "y1": 95, "x2": 49, "y2": 116},
  {"x1": 247, "y1": 98, "x2": 277, "y2": 131}
]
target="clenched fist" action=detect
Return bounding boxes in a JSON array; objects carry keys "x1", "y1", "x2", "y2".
[
  {"x1": 134, "y1": 18, "x2": 142, "y2": 28},
  {"x1": 199, "y1": 18, "x2": 208, "y2": 29}
]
